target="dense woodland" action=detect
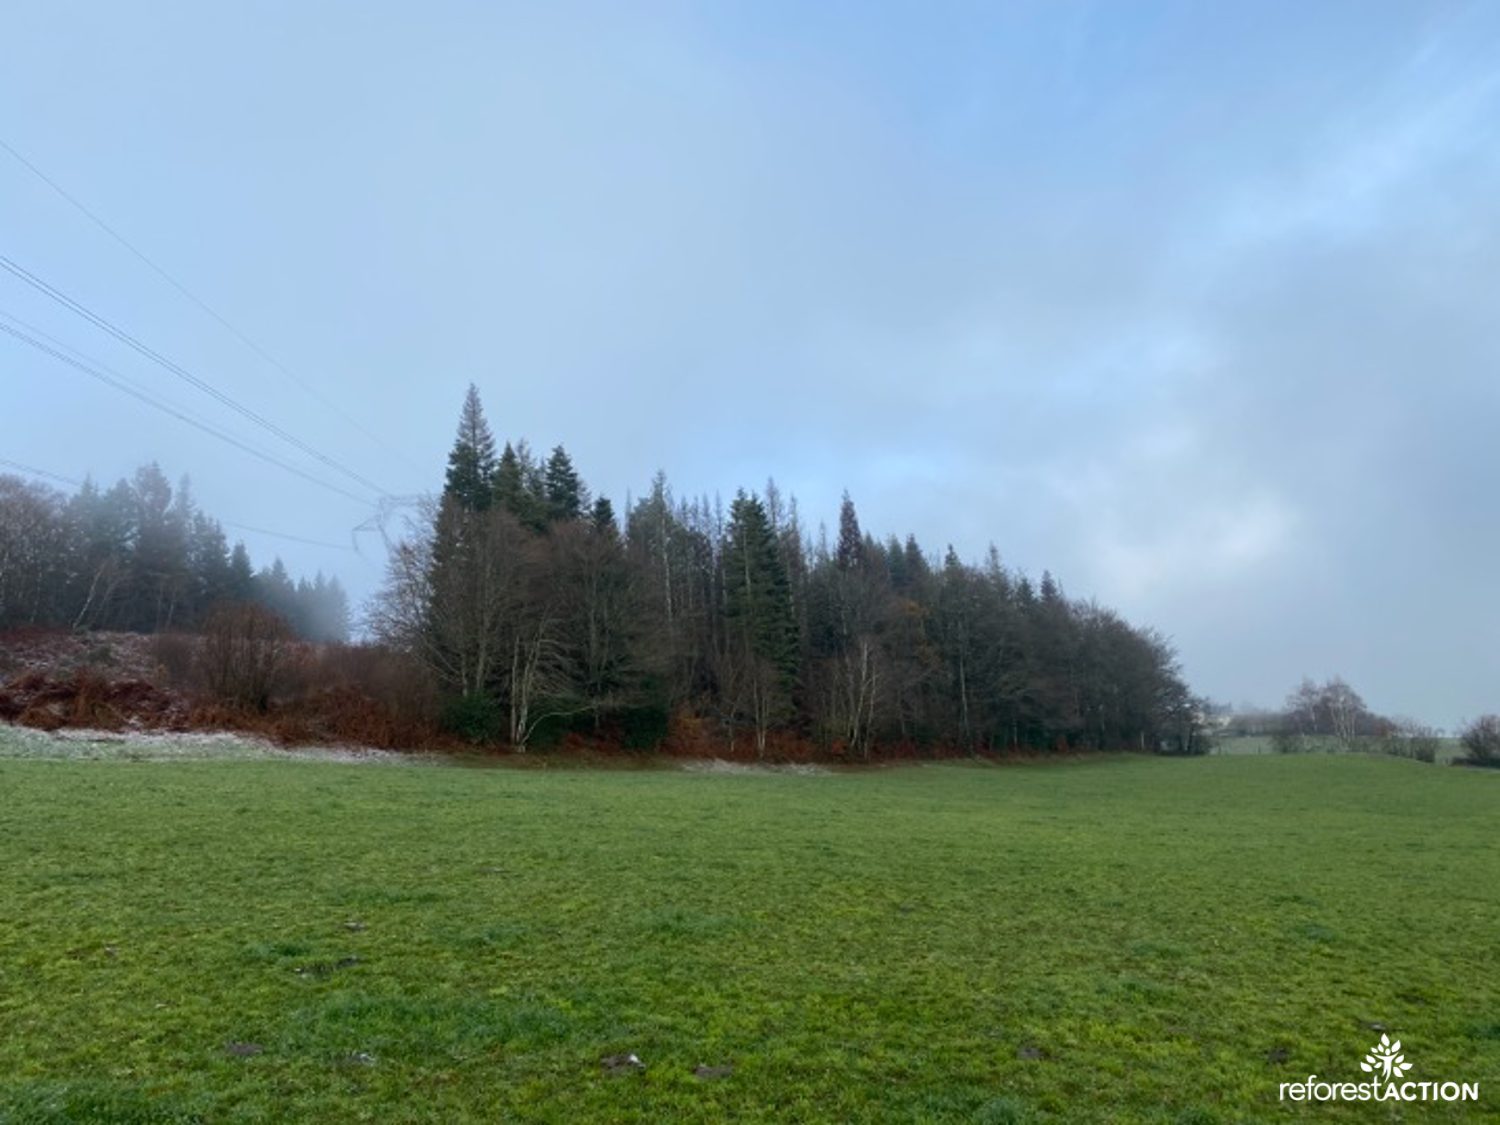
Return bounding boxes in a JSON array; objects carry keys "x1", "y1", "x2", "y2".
[
  {"x1": 0, "y1": 390, "x2": 1212, "y2": 756},
  {"x1": 370, "y1": 387, "x2": 1209, "y2": 756},
  {"x1": 0, "y1": 464, "x2": 349, "y2": 642}
]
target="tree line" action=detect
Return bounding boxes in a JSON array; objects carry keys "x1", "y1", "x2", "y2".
[
  {"x1": 372, "y1": 387, "x2": 1209, "y2": 756},
  {"x1": 0, "y1": 464, "x2": 349, "y2": 641},
  {"x1": 1244, "y1": 676, "x2": 1498, "y2": 766}
]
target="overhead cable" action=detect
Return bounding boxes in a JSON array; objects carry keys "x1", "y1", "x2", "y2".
[
  {"x1": 0, "y1": 253, "x2": 392, "y2": 497},
  {"x1": 0, "y1": 313, "x2": 375, "y2": 506},
  {"x1": 0, "y1": 135, "x2": 426, "y2": 477},
  {"x1": 0, "y1": 456, "x2": 83, "y2": 488}
]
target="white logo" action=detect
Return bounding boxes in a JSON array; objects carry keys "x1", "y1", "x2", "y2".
[
  {"x1": 1360, "y1": 1034, "x2": 1412, "y2": 1081},
  {"x1": 1279, "y1": 1036, "x2": 1479, "y2": 1104}
]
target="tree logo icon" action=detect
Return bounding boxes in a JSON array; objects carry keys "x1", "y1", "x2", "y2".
[{"x1": 1360, "y1": 1034, "x2": 1412, "y2": 1081}]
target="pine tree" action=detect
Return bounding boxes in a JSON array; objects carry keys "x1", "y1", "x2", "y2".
[{"x1": 443, "y1": 385, "x2": 498, "y2": 511}]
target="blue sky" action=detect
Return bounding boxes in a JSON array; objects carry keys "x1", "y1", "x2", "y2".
[{"x1": 3, "y1": 2, "x2": 1498, "y2": 728}]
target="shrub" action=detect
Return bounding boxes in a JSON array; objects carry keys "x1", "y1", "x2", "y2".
[
  {"x1": 198, "y1": 603, "x2": 291, "y2": 712},
  {"x1": 441, "y1": 693, "x2": 505, "y2": 744},
  {"x1": 1459, "y1": 715, "x2": 1500, "y2": 767},
  {"x1": 1272, "y1": 729, "x2": 1306, "y2": 754},
  {"x1": 148, "y1": 631, "x2": 198, "y2": 689},
  {"x1": 1380, "y1": 719, "x2": 1441, "y2": 763},
  {"x1": 312, "y1": 643, "x2": 442, "y2": 729},
  {"x1": 620, "y1": 701, "x2": 671, "y2": 751}
]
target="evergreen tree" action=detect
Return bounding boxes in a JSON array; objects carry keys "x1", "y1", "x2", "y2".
[
  {"x1": 493, "y1": 442, "x2": 524, "y2": 515},
  {"x1": 835, "y1": 491, "x2": 864, "y2": 572},
  {"x1": 187, "y1": 512, "x2": 233, "y2": 625},
  {"x1": 1039, "y1": 569, "x2": 1063, "y2": 606},
  {"x1": 543, "y1": 445, "x2": 586, "y2": 524},
  {"x1": 126, "y1": 463, "x2": 189, "y2": 631},
  {"x1": 226, "y1": 543, "x2": 255, "y2": 602},
  {"x1": 719, "y1": 491, "x2": 799, "y2": 755},
  {"x1": 321, "y1": 575, "x2": 352, "y2": 643},
  {"x1": 443, "y1": 385, "x2": 498, "y2": 511},
  {"x1": 2, "y1": 463, "x2": 353, "y2": 643},
  {"x1": 65, "y1": 477, "x2": 131, "y2": 630},
  {"x1": 590, "y1": 495, "x2": 617, "y2": 536},
  {"x1": 0, "y1": 476, "x2": 69, "y2": 629},
  {"x1": 494, "y1": 441, "x2": 546, "y2": 530},
  {"x1": 723, "y1": 492, "x2": 799, "y2": 681},
  {"x1": 883, "y1": 534, "x2": 908, "y2": 589},
  {"x1": 299, "y1": 572, "x2": 351, "y2": 642},
  {"x1": 253, "y1": 558, "x2": 299, "y2": 628}
]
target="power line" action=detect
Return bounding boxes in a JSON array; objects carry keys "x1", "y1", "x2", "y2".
[
  {"x1": 0, "y1": 307, "x2": 363, "y2": 500},
  {"x1": 0, "y1": 457, "x2": 83, "y2": 488},
  {"x1": 5, "y1": 305, "x2": 259, "y2": 438},
  {"x1": 0, "y1": 253, "x2": 392, "y2": 497},
  {"x1": 0, "y1": 311, "x2": 376, "y2": 506},
  {"x1": 222, "y1": 521, "x2": 356, "y2": 553},
  {"x1": 2, "y1": 320, "x2": 412, "y2": 565},
  {"x1": 0, "y1": 134, "x2": 427, "y2": 478}
]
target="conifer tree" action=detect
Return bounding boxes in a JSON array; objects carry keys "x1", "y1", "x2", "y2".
[
  {"x1": 494, "y1": 441, "x2": 547, "y2": 530},
  {"x1": 493, "y1": 442, "x2": 524, "y2": 515},
  {"x1": 253, "y1": 558, "x2": 299, "y2": 628},
  {"x1": 226, "y1": 543, "x2": 255, "y2": 602},
  {"x1": 590, "y1": 495, "x2": 617, "y2": 536},
  {"x1": 187, "y1": 512, "x2": 234, "y2": 624},
  {"x1": 443, "y1": 385, "x2": 498, "y2": 511},
  {"x1": 719, "y1": 491, "x2": 799, "y2": 755},
  {"x1": 723, "y1": 492, "x2": 799, "y2": 681},
  {"x1": 543, "y1": 445, "x2": 586, "y2": 524},
  {"x1": 836, "y1": 491, "x2": 864, "y2": 572}
]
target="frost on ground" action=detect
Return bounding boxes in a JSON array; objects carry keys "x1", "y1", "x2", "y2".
[
  {"x1": 679, "y1": 759, "x2": 828, "y2": 775},
  {"x1": 0, "y1": 722, "x2": 423, "y2": 765}
]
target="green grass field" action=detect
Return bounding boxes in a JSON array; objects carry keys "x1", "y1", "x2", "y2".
[
  {"x1": 1, "y1": 741, "x2": 1497, "y2": 1123},
  {"x1": 1211, "y1": 735, "x2": 1467, "y2": 763}
]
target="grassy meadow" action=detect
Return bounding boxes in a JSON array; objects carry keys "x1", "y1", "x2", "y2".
[
  {"x1": 1211, "y1": 735, "x2": 1468, "y2": 763},
  {"x1": 0, "y1": 741, "x2": 1497, "y2": 1123}
]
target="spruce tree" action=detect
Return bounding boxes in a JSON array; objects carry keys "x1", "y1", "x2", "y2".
[
  {"x1": 443, "y1": 385, "x2": 498, "y2": 511},
  {"x1": 723, "y1": 491, "x2": 799, "y2": 681},
  {"x1": 187, "y1": 512, "x2": 234, "y2": 623},
  {"x1": 590, "y1": 495, "x2": 617, "y2": 536},
  {"x1": 493, "y1": 442, "x2": 524, "y2": 516},
  {"x1": 254, "y1": 559, "x2": 299, "y2": 628},
  {"x1": 226, "y1": 543, "x2": 255, "y2": 602},
  {"x1": 494, "y1": 441, "x2": 546, "y2": 530},
  {"x1": 835, "y1": 491, "x2": 864, "y2": 572},
  {"x1": 543, "y1": 445, "x2": 586, "y2": 524}
]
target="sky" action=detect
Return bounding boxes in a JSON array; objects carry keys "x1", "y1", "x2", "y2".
[{"x1": 2, "y1": 1, "x2": 1498, "y2": 730}]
